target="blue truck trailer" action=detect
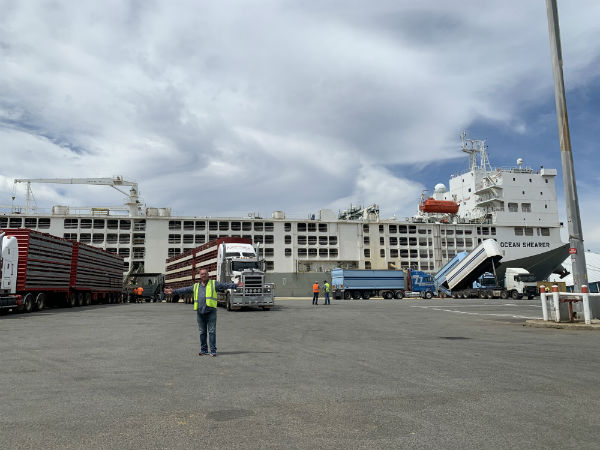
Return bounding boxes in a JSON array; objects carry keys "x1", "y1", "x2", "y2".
[{"x1": 331, "y1": 268, "x2": 436, "y2": 300}]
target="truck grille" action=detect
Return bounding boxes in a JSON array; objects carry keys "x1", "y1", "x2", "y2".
[{"x1": 244, "y1": 275, "x2": 263, "y2": 288}]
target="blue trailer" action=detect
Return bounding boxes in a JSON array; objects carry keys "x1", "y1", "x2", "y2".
[{"x1": 331, "y1": 268, "x2": 435, "y2": 300}]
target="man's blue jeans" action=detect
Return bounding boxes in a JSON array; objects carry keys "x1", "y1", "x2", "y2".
[{"x1": 196, "y1": 309, "x2": 217, "y2": 354}]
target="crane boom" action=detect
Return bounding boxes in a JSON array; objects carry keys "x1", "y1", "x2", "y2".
[
  {"x1": 14, "y1": 176, "x2": 137, "y2": 186},
  {"x1": 13, "y1": 176, "x2": 141, "y2": 216}
]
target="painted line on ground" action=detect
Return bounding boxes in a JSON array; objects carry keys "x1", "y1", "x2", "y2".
[{"x1": 410, "y1": 305, "x2": 540, "y2": 320}]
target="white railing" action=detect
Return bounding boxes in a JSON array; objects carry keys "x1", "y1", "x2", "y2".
[{"x1": 539, "y1": 285, "x2": 596, "y2": 325}]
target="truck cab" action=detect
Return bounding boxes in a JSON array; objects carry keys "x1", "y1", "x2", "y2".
[
  {"x1": 217, "y1": 243, "x2": 274, "y2": 310},
  {"x1": 0, "y1": 233, "x2": 21, "y2": 311},
  {"x1": 1, "y1": 233, "x2": 18, "y2": 295},
  {"x1": 504, "y1": 268, "x2": 537, "y2": 299},
  {"x1": 407, "y1": 269, "x2": 436, "y2": 299}
]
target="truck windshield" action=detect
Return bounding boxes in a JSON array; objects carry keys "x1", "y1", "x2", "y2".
[
  {"x1": 518, "y1": 274, "x2": 537, "y2": 282},
  {"x1": 232, "y1": 261, "x2": 261, "y2": 271},
  {"x1": 479, "y1": 277, "x2": 496, "y2": 286}
]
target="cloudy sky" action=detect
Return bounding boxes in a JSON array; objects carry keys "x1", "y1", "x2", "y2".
[{"x1": 1, "y1": 1, "x2": 600, "y2": 249}]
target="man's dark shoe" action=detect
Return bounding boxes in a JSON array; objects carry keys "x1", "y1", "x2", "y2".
[{"x1": 199, "y1": 352, "x2": 208, "y2": 356}]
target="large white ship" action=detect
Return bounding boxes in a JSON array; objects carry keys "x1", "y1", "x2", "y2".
[{"x1": 1, "y1": 134, "x2": 569, "y2": 292}]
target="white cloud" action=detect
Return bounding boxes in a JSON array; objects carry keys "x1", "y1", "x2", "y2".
[{"x1": 1, "y1": 0, "x2": 599, "y2": 224}]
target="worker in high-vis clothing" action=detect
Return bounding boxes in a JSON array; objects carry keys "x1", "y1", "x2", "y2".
[
  {"x1": 167, "y1": 268, "x2": 241, "y2": 357},
  {"x1": 312, "y1": 281, "x2": 320, "y2": 305},
  {"x1": 323, "y1": 280, "x2": 331, "y2": 305}
]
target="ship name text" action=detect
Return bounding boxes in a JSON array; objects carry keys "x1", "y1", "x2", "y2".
[{"x1": 500, "y1": 241, "x2": 551, "y2": 248}]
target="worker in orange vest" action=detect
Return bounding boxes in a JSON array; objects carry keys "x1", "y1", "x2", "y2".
[
  {"x1": 312, "y1": 281, "x2": 320, "y2": 305},
  {"x1": 135, "y1": 286, "x2": 144, "y2": 303}
]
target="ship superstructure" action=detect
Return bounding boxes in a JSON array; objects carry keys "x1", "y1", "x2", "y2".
[{"x1": 1, "y1": 135, "x2": 569, "y2": 284}]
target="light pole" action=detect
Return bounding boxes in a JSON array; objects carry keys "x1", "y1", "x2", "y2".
[{"x1": 545, "y1": 0, "x2": 588, "y2": 292}]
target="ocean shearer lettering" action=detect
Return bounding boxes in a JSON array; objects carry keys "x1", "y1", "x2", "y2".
[{"x1": 500, "y1": 242, "x2": 551, "y2": 248}]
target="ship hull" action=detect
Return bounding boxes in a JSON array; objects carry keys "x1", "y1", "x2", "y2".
[{"x1": 494, "y1": 243, "x2": 570, "y2": 281}]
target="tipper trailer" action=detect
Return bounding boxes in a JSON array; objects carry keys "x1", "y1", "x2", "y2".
[
  {"x1": 0, "y1": 228, "x2": 123, "y2": 313},
  {"x1": 164, "y1": 237, "x2": 274, "y2": 310},
  {"x1": 331, "y1": 268, "x2": 436, "y2": 299},
  {"x1": 439, "y1": 239, "x2": 537, "y2": 299}
]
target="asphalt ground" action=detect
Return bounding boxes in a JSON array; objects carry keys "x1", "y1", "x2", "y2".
[{"x1": 1, "y1": 298, "x2": 599, "y2": 450}]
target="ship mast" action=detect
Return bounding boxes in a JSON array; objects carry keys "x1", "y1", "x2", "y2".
[{"x1": 461, "y1": 131, "x2": 492, "y2": 172}]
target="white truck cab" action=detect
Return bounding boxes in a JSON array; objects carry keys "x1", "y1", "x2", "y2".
[
  {"x1": 504, "y1": 267, "x2": 538, "y2": 299},
  {"x1": 1, "y1": 233, "x2": 19, "y2": 295},
  {"x1": 216, "y1": 242, "x2": 274, "y2": 310}
]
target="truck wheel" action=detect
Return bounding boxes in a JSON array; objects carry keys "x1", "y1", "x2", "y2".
[
  {"x1": 85, "y1": 293, "x2": 91, "y2": 306},
  {"x1": 425, "y1": 291, "x2": 433, "y2": 299},
  {"x1": 34, "y1": 293, "x2": 46, "y2": 311},
  {"x1": 361, "y1": 291, "x2": 370, "y2": 300},
  {"x1": 500, "y1": 291, "x2": 509, "y2": 299},
  {"x1": 23, "y1": 293, "x2": 34, "y2": 313},
  {"x1": 394, "y1": 291, "x2": 404, "y2": 299},
  {"x1": 511, "y1": 290, "x2": 520, "y2": 300},
  {"x1": 344, "y1": 291, "x2": 351, "y2": 300},
  {"x1": 352, "y1": 291, "x2": 361, "y2": 300},
  {"x1": 528, "y1": 295, "x2": 535, "y2": 300},
  {"x1": 68, "y1": 294, "x2": 76, "y2": 307},
  {"x1": 226, "y1": 294, "x2": 232, "y2": 311},
  {"x1": 383, "y1": 292, "x2": 393, "y2": 300},
  {"x1": 76, "y1": 293, "x2": 84, "y2": 307}
]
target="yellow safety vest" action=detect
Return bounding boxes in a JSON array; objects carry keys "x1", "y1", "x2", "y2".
[
  {"x1": 325, "y1": 282, "x2": 330, "y2": 293},
  {"x1": 193, "y1": 280, "x2": 218, "y2": 310}
]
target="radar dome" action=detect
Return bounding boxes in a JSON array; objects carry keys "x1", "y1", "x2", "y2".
[{"x1": 434, "y1": 183, "x2": 447, "y2": 193}]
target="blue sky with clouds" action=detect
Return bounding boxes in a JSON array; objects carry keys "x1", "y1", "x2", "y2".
[{"x1": 1, "y1": 1, "x2": 599, "y2": 249}]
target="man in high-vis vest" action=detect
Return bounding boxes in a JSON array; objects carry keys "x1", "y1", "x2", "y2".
[
  {"x1": 312, "y1": 281, "x2": 320, "y2": 305},
  {"x1": 171, "y1": 268, "x2": 241, "y2": 357},
  {"x1": 323, "y1": 280, "x2": 331, "y2": 305}
]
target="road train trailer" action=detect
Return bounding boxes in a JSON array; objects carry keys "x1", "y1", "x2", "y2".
[{"x1": 0, "y1": 228, "x2": 123, "y2": 313}]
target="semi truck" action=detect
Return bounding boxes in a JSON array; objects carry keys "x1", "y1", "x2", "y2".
[
  {"x1": 331, "y1": 268, "x2": 436, "y2": 300},
  {"x1": 439, "y1": 239, "x2": 537, "y2": 299},
  {"x1": 164, "y1": 237, "x2": 274, "y2": 310},
  {"x1": 0, "y1": 228, "x2": 123, "y2": 313},
  {"x1": 471, "y1": 268, "x2": 538, "y2": 299}
]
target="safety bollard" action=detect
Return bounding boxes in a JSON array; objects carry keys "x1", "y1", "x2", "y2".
[
  {"x1": 582, "y1": 285, "x2": 591, "y2": 325},
  {"x1": 540, "y1": 285, "x2": 549, "y2": 321},
  {"x1": 552, "y1": 285, "x2": 560, "y2": 322}
]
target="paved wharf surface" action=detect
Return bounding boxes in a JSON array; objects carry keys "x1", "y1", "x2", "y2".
[{"x1": 1, "y1": 298, "x2": 599, "y2": 449}]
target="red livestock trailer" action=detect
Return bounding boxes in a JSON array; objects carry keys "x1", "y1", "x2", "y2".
[{"x1": 0, "y1": 228, "x2": 123, "y2": 313}]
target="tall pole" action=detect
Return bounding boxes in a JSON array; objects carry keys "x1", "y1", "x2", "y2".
[{"x1": 546, "y1": 0, "x2": 587, "y2": 292}]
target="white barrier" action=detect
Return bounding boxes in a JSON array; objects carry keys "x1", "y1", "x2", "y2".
[{"x1": 539, "y1": 285, "x2": 593, "y2": 325}]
